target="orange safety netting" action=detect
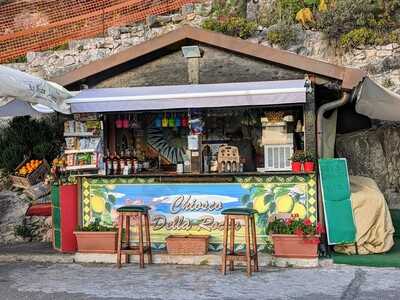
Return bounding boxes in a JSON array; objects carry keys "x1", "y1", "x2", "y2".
[{"x1": 0, "y1": 0, "x2": 196, "y2": 63}]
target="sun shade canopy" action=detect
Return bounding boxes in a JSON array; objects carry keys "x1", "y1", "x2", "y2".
[{"x1": 66, "y1": 80, "x2": 306, "y2": 113}]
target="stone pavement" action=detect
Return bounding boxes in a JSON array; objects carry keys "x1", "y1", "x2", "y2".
[{"x1": 0, "y1": 262, "x2": 400, "y2": 299}]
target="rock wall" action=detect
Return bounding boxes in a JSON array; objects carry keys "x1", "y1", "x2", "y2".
[
  {"x1": 336, "y1": 127, "x2": 400, "y2": 208},
  {"x1": 0, "y1": 190, "x2": 52, "y2": 244}
]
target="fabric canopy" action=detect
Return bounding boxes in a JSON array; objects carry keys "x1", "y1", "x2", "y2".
[
  {"x1": 66, "y1": 80, "x2": 306, "y2": 113},
  {"x1": 356, "y1": 77, "x2": 400, "y2": 121},
  {"x1": 0, "y1": 99, "x2": 51, "y2": 117},
  {"x1": 0, "y1": 66, "x2": 71, "y2": 115}
]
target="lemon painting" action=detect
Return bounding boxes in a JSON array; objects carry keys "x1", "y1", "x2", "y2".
[
  {"x1": 83, "y1": 175, "x2": 316, "y2": 249},
  {"x1": 239, "y1": 180, "x2": 311, "y2": 239}
]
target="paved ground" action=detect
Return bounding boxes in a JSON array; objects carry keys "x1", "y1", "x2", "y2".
[{"x1": 0, "y1": 262, "x2": 400, "y2": 300}]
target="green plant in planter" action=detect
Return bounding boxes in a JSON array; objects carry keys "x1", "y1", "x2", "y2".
[
  {"x1": 77, "y1": 219, "x2": 117, "y2": 232},
  {"x1": 304, "y1": 151, "x2": 315, "y2": 162},
  {"x1": 290, "y1": 151, "x2": 305, "y2": 163}
]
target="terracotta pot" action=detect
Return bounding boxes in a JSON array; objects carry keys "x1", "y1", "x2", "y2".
[
  {"x1": 271, "y1": 234, "x2": 319, "y2": 258},
  {"x1": 291, "y1": 162, "x2": 302, "y2": 173},
  {"x1": 74, "y1": 231, "x2": 117, "y2": 254},
  {"x1": 304, "y1": 162, "x2": 315, "y2": 172}
]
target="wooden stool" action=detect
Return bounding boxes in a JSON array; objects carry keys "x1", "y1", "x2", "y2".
[
  {"x1": 116, "y1": 205, "x2": 152, "y2": 268},
  {"x1": 221, "y1": 208, "x2": 259, "y2": 276}
]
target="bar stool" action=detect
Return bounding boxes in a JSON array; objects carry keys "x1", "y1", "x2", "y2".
[
  {"x1": 116, "y1": 205, "x2": 152, "y2": 268},
  {"x1": 221, "y1": 207, "x2": 259, "y2": 276}
]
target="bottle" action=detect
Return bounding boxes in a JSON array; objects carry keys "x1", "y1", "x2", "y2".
[
  {"x1": 112, "y1": 152, "x2": 119, "y2": 175},
  {"x1": 105, "y1": 150, "x2": 112, "y2": 176},
  {"x1": 119, "y1": 150, "x2": 125, "y2": 175}
]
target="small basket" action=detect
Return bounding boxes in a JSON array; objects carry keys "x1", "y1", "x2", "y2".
[
  {"x1": 166, "y1": 235, "x2": 209, "y2": 255},
  {"x1": 10, "y1": 159, "x2": 50, "y2": 189}
]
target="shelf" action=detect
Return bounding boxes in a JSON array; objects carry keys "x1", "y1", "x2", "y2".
[
  {"x1": 65, "y1": 165, "x2": 98, "y2": 171},
  {"x1": 64, "y1": 149, "x2": 96, "y2": 154},
  {"x1": 64, "y1": 132, "x2": 97, "y2": 137}
]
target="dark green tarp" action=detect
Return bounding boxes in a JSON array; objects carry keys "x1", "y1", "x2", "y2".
[{"x1": 319, "y1": 159, "x2": 356, "y2": 245}]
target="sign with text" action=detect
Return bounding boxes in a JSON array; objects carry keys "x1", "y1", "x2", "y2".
[{"x1": 81, "y1": 175, "x2": 316, "y2": 250}]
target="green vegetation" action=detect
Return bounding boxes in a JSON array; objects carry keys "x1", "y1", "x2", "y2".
[
  {"x1": 266, "y1": 23, "x2": 299, "y2": 49},
  {"x1": 202, "y1": 0, "x2": 400, "y2": 50},
  {"x1": 0, "y1": 116, "x2": 63, "y2": 171},
  {"x1": 202, "y1": 16, "x2": 257, "y2": 39},
  {"x1": 78, "y1": 219, "x2": 117, "y2": 232},
  {"x1": 5, "y1": 55, "x2": 27, "y2": 64}
]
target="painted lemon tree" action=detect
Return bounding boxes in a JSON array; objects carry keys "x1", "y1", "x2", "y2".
[
  {"x1": 239, "y1": 181, "x2": 308, "y2": 241},
  {"x1": 89, "y1": 184, "x2": 117, "y2": 226}
]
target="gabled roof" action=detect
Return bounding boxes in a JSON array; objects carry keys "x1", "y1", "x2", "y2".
[{"x1": 51, "y1": 25, "x2": 366, "y2": 91}]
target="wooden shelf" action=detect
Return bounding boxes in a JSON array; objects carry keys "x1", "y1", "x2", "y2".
[
  {"x1": 65, "y1": 165, "x2": 98, "y2": 171},
  {"x1": 64, "y1": 149, "x2": 96, "y2": 154},
  {"x1": 64, "y1": 132, "x2": 98, "y2": 137}
]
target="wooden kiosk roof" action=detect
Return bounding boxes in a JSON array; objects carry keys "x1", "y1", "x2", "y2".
[{"x1": 51, "y1": 26, "x2": 366, "y2": 91}]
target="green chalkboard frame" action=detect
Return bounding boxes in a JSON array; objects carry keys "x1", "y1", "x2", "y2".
[{"x1": 319, "y1": 158, "x2": 356, "y2": 245}]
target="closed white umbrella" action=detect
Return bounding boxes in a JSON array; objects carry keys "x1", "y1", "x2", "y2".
[
  {"x1": 356, "y1": 77, "x2": 400, "y2": 121},
  {"x1": 0, "y1": 66, "x2": 71, "y2": 116}
]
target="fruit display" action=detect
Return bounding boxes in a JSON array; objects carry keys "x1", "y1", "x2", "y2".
[{"x1": 16, "y1": 160, "x2": 43, "y2": 177}]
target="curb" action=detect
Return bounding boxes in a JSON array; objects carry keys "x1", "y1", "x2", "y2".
[{"x1": 0, "y1": 253, "x2": 74, "y2": 264}]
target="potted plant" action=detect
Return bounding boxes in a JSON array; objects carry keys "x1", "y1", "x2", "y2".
[
  {"x1": 266, "y1": 214, "x2": 324, "y2": 258},
  {"x1": 290, "y1": 151, "x2": 304, "y2": 173},
  {"x1": 74, "y1": 220, "x2": 118, "y2": 254},
  {"x1": 303, "y1": 151, "x2": 315, "y2": 172}
]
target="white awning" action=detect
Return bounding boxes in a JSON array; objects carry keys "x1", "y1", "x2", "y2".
[{"x1": 67, "y1": 80, "x2": 306, "y2": 113}]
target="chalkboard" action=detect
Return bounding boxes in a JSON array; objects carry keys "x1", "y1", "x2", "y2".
[{"x1": 319, "y1": 159, "x2": 356, "y2": 245}]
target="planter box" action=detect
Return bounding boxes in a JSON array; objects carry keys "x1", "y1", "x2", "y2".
[
  {"x1": 271, "y1": 234, "x2": 319, "y2": 258},
  {"x1": 74, "y1": 231, "x2": 117, "y2": 254},
  {"x1": 166, "y1": 235, "x2": 209, "y2": 255},
  {"x1": 10, "y1": 159, "x2": 50, "y2": 189}
]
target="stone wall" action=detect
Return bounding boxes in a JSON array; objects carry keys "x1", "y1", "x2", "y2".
[
  {"x1": 95, "y1": 45, "x2": 304, "y2": 87},
  {"x1": 336, "y1": 127, "x2": 400, "y2": 208}
]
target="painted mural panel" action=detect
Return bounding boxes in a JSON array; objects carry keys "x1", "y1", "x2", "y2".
[{"x1": 82, "y1": 175, "x2": 316, "y2": 250}]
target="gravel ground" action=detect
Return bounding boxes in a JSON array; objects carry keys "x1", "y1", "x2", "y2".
[{"x1": 0, "y1": 262, "x2": 400, "y2": 300}]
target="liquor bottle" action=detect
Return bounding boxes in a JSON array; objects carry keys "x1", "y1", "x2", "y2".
[
  {"x1": 105, "y1": 150, "x2": 112, "y2": 176},
  {"x1": 112, "y1": 152, "x2": 119, "y2": 175},
  {"x1": 119, "y1": 150, "x2": 125, "y2": 175}
]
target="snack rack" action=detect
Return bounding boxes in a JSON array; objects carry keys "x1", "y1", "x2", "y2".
[{"x1": 63, "y1": 116, "x2": 103, "y2": 172}]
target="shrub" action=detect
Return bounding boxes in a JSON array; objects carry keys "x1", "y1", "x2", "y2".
[
  {"x1": 266, "y1": 23, "x2": 298, "y2": 49},
  {"x1": 339, "y1": 27, "x2": 400, "y2": 48},
  {"x1": 202, "y1": 16, "x2": 257, "y2": 39},
  {"x1": 316, "y1": 0, "x2": 400, "y2": 39},
  {"x1": 0, "y1": 116, "x2": 63, "y2": 171},
  {"x1": 258, "y1": 0, "x2": 318, "y2": 27},
  {"x1": 339, "y1": 28, "x2": 383, "y2": 48}
]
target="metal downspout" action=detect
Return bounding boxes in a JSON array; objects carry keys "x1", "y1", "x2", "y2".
[
  {"x1": 317, "y1": 91, "x2": 351, "y2": 158},
  {"x1": 316, "y1": 91, "x2": 351, "y2": 256}
]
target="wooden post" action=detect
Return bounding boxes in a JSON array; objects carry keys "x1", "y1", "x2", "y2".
[
  {"x1": 222, "y1": 215, "x2": 229, "y2": 275},
  {"x1": 304, "y1": 79, "x2": 316, "y2": 158},
  {"x1": 229, "y1": 218, "x2": 235, "y2": 271}
]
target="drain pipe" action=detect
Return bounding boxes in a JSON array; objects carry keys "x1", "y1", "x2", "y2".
[
  {"x1": 316, "y1": 91, "x2": 351, "y2": 158},
  {"x1": 316, "y1": 91, "x2": 350, "y2": 256}
]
